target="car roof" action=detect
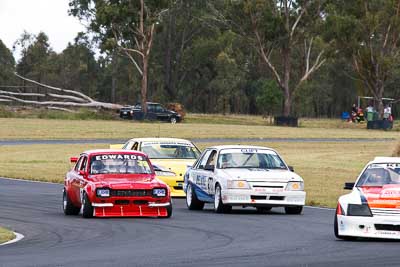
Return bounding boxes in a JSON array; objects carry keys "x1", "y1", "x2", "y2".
[
  {"x1": 369, "y1": 157, "x2": 400, "y2": 164},
  {"x1": 81, "y1": 149, "x2": 148, "y2": 157},
  {"x1": 206, "y1": 145, "x2": 277, "y2": 151},
  {"x1": 126, "y1": 137, "x2": 194, "y2": 144}
]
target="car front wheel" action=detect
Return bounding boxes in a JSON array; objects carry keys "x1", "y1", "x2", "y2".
[
  {"x1": 82, "y1": 192, "x2": 94, "y2": 218},
  {"x1": 334, "y1": 212, "x2": 356, "y2": 240},
  {"x1": 170, "y1": 117, "x2": 177, "y2": 124},
  {"x1": 63, "y1": 189, "x2": 80, "y2": 215},
  {"x1": 186, "y1": 183, "x2": 204, "y2": 210},
  {"x1": 214, "y1": 184, "x2": 232, "y2": 214}
]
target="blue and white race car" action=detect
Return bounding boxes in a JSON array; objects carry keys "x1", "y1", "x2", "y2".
[{"x1": 184, "y1": 145, "x2": 306, "y2": 214}]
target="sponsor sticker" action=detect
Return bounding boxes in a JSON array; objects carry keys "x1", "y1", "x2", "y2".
[{"x1": 95, "y1": 154, "x2": 144, "y2": 161}]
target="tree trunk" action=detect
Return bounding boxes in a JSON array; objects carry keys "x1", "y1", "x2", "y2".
[
  {"x1": 164, "y1": 12, "x2": 175, "y2": 99},
  {"x1": 141, "y1": 56, "x2": 148, "y2": 113},
  {"x1": 282, "y1": 46, "x2": 291, "y2": 117}
]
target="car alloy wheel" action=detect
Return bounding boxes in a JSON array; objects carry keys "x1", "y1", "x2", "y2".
[
  {"x1": 186, "y1": 184, "x2": 193, "y2": 207},
  {"x1": 63, "y1": 188, "x2": 80, "y2": 215},
  {"x1": 214, "y1": 184, "x2": 231, "y2": 214},
  {"x1": 186, "y1": 183, "x2": 204, "y2": 210},
  {"x1": 170, "y1": 117, "x2": 177, "y2": 124}
]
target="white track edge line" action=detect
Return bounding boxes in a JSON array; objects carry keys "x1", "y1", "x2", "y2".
[
  {"x1": 305, "y1": 205, "x2": 335, "y2": 211},
  {"x1": 0, "y1": 177, "x2": 60, "y2": 185},
  {"x1": 0, "y1": 232, "x2": 24, "y2": 246}
]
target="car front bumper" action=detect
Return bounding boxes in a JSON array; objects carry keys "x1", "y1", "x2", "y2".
[
  {"x1": 156, "y1": 175, "x2": 185, "y2": 197},
  {"x1": 338, "y1": 214, "x2": 400, "y2": 239},
  {"x1": 221, "y1": 189, "x2": 305, "y2": 207}
]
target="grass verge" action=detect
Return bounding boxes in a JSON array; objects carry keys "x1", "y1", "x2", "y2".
[
  {"x1": 0, "y1": 117, "x2": 398, "y2": 140},
  {"x1": 0, "y1": 227, "x2": 15, "y2": 244},
  {"x1": 0, "y1": 141, "x2": 397, "y2": 208}
]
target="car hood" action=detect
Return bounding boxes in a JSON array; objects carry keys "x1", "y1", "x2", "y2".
[
  {"x1": 151, "y1": 159, "x2": 196, "y2": 176},
  {"x1": 216, "y1": 168, "x2": 302, "y2": 182},
  {"x1": 88, "y1": 174, "x2": 165, "y2": 188},
  {"x1": 360, "y1": 185, "x2": 400, "y2": 209}
]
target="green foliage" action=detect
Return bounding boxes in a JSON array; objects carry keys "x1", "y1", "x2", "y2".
[{"x1": 254, "y1": 79, "x2": 282, "y2": 115}]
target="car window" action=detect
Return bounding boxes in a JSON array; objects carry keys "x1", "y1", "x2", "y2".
[
  {"x1": 206, "y1": 150, "x2": 217, "y2": 167},
  {"x1": 357, "y1": 163, "x2": 400, "y2": 186},
  {"x1": 140, "y1": 142, "x2": 200, "y2": 159},
  {"x1": 122, "y1": 142, "x2": 133, "y2": 149},
  {"x1": 74, "y1": 156, "x2": 84, "y2": 171},
  {"x1": 216, "y1": 148, "x2": 287, "y2": 169},
  {"x1": 89, "y1": 154, "x2": 153, "y2": 174},
  {"x1": 155, "y1": 105, "x2": 163, "y2": 112},
  {"x1": 80, "y1": 156, "x2": 88, "y2": 172},
  {"x1": 197, "y1": 150, "x2": 212, "y2": 169}
]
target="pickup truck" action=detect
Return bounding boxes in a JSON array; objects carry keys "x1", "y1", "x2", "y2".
[{"x1": 120, "y1": 102, "x2": 182, "y2": 123}]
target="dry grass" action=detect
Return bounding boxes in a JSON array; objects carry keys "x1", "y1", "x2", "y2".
[
  {"x1": 1, "y1": 141, "x2": 398, "y2": 208},
  {"x1": 0, "y1": 117, "x2": 398, "y2": 140},
  {"x1": 0, "y1": 227, "x2": 15, "y2": 244}
]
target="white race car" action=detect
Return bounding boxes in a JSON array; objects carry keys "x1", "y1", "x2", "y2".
[
  {"x1": 335, "y1": 157, "x2": 400, "y2": 240},
  {"x1": 184, "y1": 145, "x2": 306, "y2": 214}
]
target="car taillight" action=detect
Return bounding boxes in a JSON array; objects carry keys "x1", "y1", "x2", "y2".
[{"x1": 336, "y1": 203, "x2": 344, "y2": 215}]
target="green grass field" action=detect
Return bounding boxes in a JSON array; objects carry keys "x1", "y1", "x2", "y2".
[
  {"x1": 0, "y1": 227, "x2": 15, "y2": 244},
  {"x1": 0, "y1": 117, "x2": 398, "y2": 140}
]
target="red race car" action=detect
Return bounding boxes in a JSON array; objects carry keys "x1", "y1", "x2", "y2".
[{"x1": 63, "y1": 149, "x2": 172, "y2": 218}]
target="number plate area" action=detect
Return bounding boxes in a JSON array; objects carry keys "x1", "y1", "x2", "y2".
[{"x1": 249, "y1": 182, "x2": 286, "y2": 194}]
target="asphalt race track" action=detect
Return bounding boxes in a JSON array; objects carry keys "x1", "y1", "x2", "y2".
[{"x1": 1, "y1": 178, "x2": 400, "y2": 267}]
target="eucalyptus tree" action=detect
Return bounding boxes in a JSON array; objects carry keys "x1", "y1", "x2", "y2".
[
  {"x1": 219, "y1": 0, "x2": 326, "y2": 116},
  {"x1": 325, "y1": 0, "x2": 400, "y2": 117},
  {"x1": 69, "y1": 0, "x2": 169, "y2": 112}
]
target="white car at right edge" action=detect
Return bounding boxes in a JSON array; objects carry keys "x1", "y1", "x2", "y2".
[
  {"x1": 335, "y1": 157, "x2": 400, "y2": 240},
  {"x1": 184, "y1": 145, "x2": 306, "y2": 214}
]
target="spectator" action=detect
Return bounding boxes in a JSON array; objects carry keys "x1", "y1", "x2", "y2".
[{"x1": 384, "y1": 104, "x2": 392, "y2": 120}]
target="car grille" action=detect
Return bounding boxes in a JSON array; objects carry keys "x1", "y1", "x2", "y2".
[
  {"x1": 375, "y1": 224, "x2": 400, "y2": 231},
  {"x1": 370, "y1": 208, "x2": 400, "y2": 216},
  {"x1": 110, "y1": 189, "x2": 152, "y2": 197},
  {"x1": 250, "y1": 196, "x2": 285, "y2": 201}
]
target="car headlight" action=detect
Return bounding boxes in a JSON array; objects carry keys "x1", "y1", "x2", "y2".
[
  {"x1": 153, "y1": 188, "x2": 167, "y2": 197},
  {"x1": 155, "y1": 171, "x2": 176, "y2": 177},
  {"x1": 96, "y1": 188, "x2": 110, "y2": 198},
  {"x1": 286, "y1": 181, "x2": 304, "y2": 191},
  {"x1": 347, "y1": 204, "x2": 372, "y2": 217},
  {"x1": 227, "y1": 180, "x2": 250, "y2": 189}
]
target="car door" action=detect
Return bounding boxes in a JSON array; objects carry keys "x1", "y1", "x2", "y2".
[
  {"x1": 191, "y1": 149, "x2": 217, "y2": 196},
  {"x1": 155, "y1": 105, "x2": 169, "y2": 121},
  {"x1": 74, "y1": 155, "x2": 88, "y2": 204}
]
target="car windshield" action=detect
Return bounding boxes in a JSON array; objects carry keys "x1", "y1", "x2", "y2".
[
  {"x1": 356, "y1": 163, "x2": 400, "y2": 187},
  {"x1": 141, "y1": 142, "x2": 200, "y2": 159},
  {"x1": 90, "y1": 154, "x2": 153, "y2": 175},
  {"x1": 217, "y1": 148, "x2": 287, "y2": 170}
]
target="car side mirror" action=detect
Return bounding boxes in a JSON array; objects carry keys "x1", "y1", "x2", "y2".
[
  {"x1": 70, "y1": 157, "x2": 78, "y2": 163},
  {"x1": 344, "y1": 182, "x2": 355, "y2": 190},
  {"x1": 204, "y1": 165, "x2": 215, "y2": 171},
  {"x1": 288, "y1": 165, "x2": 294, "y2": 172},
  {"x1": 79, "y1": 170, "x2": 87, "y2": 176}
]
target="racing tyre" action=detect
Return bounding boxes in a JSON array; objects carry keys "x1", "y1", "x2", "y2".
[
  {"x1": 186, "y1": 183, "x2": 205, "y2": 210},
  {"x1": 82, "y1": 192, "x2": 94, "y2": 218},
  {"x1": 163, "y1": 204, "x2": 173, "y2": 218},
  {"x1": 284, "y1": 206, "x2": 303, "y2": 215},
  {"x1": 63, "y1": 189, "x2": 80, "y2": 215},
  {"x1": 256, "y1": 207, "x2": 272, "y2": 214},
  {"x1": 170, "y1": 117, "x2": 177, "y2": 124},
  {"x1": 214, "y1": 184, "x2": 232, "y2": 214},
  {"x1": 334, "y1": 213, "x2": 356, "y2": 241}
]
